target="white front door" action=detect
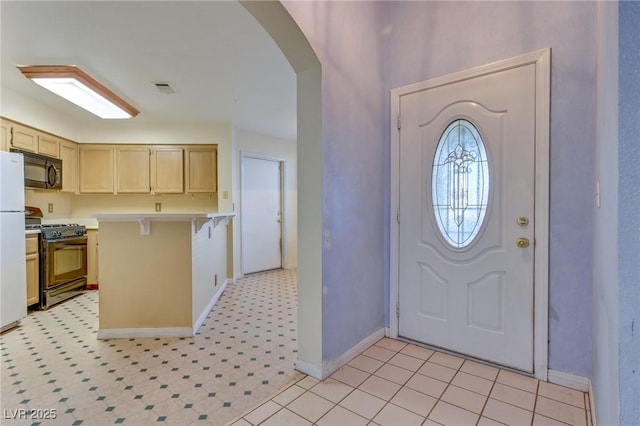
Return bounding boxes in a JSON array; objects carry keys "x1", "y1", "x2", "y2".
[
  {"x1": 241, "y1": 155, "x2": 283, "y2": 274},
  {"x1": 398, "y1": 57, "x2": 542, "y2": 372}
]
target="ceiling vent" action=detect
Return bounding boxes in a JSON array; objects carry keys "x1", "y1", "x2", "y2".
[{"x1": 153, "y1": 81, "x2": 174, "y2": 95}]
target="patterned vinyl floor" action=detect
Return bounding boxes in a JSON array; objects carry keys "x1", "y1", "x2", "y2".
[{"x1": 0, "y1": 269, "x2": 302, "y2": 426}]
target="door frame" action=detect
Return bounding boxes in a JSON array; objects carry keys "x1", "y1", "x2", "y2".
[
  {"x1": 389, "y1": 48, "x2": 550, "y2": 380},
  {"x1": 240, "y1": 151, "x2": 286, "y2": 275}
]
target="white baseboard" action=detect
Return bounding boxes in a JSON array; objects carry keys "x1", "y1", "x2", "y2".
[
  {"x1": 97, "y1": 327, "x2": 193, "y2": 339},
  {"x1": 193, "y1": 279, "x2": 228, "y2": 335},
  {"x1": 295, "y1": 358, "x2": 323, "y2": 379},
  {"x1": 547, "y1": 369, "x2": 591, "y2": 392},
  {"x1": 294, "y1": 328, "x2": 385, "y2": 380}
]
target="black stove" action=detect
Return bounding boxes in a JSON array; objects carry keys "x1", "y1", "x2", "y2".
[{"x1": 26, "y1": 223, "x2": 86, "y2": 239}]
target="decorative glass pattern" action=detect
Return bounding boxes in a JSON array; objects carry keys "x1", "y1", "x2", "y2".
[{"x1": 432, "y1": 119, "x2": 489, "y2": 248}]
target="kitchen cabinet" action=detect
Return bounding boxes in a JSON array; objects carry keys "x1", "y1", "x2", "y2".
[
  {"x1": 116, "y1": 146, "x2": 150, "y2": 193},
  {"x1": 87, "y1": 229, "x2": 99, "y2": 287},
  {"x1": 152, "y1": 147, "x2": 184, "y2": 194},
  {"x1": 25, "y1": 234, "x2": 39, "y2": 307},
  {"x1": 185, "y1": 147, "x2": 217, "y2": 194},
  {"x1": 79, "y1": 146, "x2": 115, "y2": 193},
  {"x1": 0, "y1": 119, "x2": 9, "y2": 152},
  {"x1": 10, "y1": 123, "x2": 38, "y2": 153},
  {"x1": 37, "y1": 133, "x2": 60, "y2": 158},
  {"x1": 60, "y1": 140, "x2": 78, "y2": 193}
]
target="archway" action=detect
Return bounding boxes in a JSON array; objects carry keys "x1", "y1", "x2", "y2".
[{"x1": 240, "y1": 1, "x2": 324, "y2": 377}]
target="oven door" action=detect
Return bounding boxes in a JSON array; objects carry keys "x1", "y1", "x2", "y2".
[{"x1": 43, "y1": 236, "x2": 88, "y2": 288}]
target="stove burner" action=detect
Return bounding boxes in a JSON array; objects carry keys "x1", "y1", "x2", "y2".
[{"x1": 26, "y1": 223, "x2": 87, "y2": 239}]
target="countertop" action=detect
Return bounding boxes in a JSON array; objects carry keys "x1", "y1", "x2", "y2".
[
  {"x1": 95, "y1": 212, "x2": 234, "y2": 221},
  {"x1": 94, "y1": 213, "x2": 235, "y2": 234}
]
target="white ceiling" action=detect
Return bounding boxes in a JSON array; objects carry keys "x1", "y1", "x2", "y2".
[{"x1": 0, "y1": 1, "x2": 297, "y2": 141}]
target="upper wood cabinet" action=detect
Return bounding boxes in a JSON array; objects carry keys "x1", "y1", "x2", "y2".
[
  {"x1": 1, "y1": 119, "x2": 61, "y2": 158},
  {"x1": 116, "y1": 146, "x2": 150, "y2": 193},
  {"x1": 10, "y1": 123, "x2": 38, "y2": 152},
  {"x1": 185, "y1": 147, "x2": 217, "y2": 194},
  {"x1": 0, "y1": 119, "x2": 9, "y2": 152},
  {"x1": 60, "y1": 140, "x2": 78, "y2": 193},
  {"x1": 152, "y1": 147, "x2": 184, "y2": 194},
  {"x1": 79, "y1": 145, "x2": 115, "y2": 193},
  {"x1": 37, "y1": 134, "x2": 60, "y2": 158}
]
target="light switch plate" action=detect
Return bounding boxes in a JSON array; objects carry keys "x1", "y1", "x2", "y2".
[{"x1": 155, "y1": 203, "x2": 162, "y2": 212}]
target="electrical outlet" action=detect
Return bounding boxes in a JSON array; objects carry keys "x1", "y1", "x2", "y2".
[
  {"x1": 48, "y1": 203, "x2": 54, "y2": 213},
  {"x1": 155, "y1": 203, "x2": 162, "y2": 212},
  {"x1": 223, "y1": 190, "x2": 229, "y2": 200}
]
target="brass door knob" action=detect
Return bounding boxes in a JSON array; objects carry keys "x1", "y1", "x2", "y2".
[{"x1": 517, "y1": 238, "x2": 530, "y2": 248}]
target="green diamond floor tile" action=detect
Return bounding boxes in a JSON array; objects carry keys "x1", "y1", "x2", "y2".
[{"x1": 0, "y1": 270, "x2": 300, "y2": 426}]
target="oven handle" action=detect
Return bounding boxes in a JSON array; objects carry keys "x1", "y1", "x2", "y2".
[{"x1": 42, "y1": 236, "x2": 88, "y2": 245}]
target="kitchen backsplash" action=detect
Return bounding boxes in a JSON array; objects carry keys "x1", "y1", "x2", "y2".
[{"x1": 25, "y1": 190, "x2": 217, "y2": 220}]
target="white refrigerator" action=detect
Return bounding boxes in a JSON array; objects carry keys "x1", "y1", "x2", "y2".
[{"x1": 0, "y1": 151, "x2": 27, "y2": 332}]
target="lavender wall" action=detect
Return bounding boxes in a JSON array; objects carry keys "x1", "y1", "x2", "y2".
[
  {"x1": 384, "y1": 1, "x2": 597, "y2": 377},
  {"x1": 618, "y1": 2, "x2": 640, "y2": 424},
  {"x1": 283, "y1": 1, "x2": 387, "y2": 362},
  {"x1": 592, "y1": 2, "x2": 619, "y2": 424}
]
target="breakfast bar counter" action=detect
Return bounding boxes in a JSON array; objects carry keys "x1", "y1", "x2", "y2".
[{"x1": 95, "y1": 213, "x2": 234, "y2": 339}]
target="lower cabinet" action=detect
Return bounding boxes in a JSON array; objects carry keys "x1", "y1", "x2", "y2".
[{"x1": 25, "y1": 234, "x2": 39, "y2": 307}]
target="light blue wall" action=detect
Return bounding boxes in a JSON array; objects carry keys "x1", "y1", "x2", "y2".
[
  {"x1": 618, "y1": 2, "x2": 640, "y2": 424},
  {"x1": 384, "y1": 1, "x2": 597, "y2": 378},
  {"x1": 283, "y1": 1, "x2": 387, "y2": 362}
]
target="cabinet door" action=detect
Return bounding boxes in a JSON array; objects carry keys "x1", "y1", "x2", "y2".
[
  {"x1": 38, "y1": 134, "x2": 60, "y2": 158},
  {"x1": 152, "y1": 148, "x2": 183, "y2": 193},
  {"x1": 25, "y1": 236, "x2": 39, "y2": 307},
  {"x1": 79, "y1": 146, "x2": 115, "y2": 193},
  {"x1": 11, "y1": 123, "x2": 38, "y2": 152},
  {"x1": 116, "y1": 147, "x2": 150, "y2": 193},
  {"x1": 60, "y1": 140, "x2": 78, "y2": 193},
  {"x1": 185, "y1": 147, "x2": 217, "y2": 193},
  {"x1": 0, "y1": 119, "x2": 9, "y2": 152}
]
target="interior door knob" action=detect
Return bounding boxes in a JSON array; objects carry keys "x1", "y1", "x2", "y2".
[{"x1": 516, "y1": 237, "x2": 530, "y2": 248}]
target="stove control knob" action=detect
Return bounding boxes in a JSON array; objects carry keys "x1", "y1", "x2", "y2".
[{"x1": 76, "y1": 229, "x2": 84, "y2": 236}]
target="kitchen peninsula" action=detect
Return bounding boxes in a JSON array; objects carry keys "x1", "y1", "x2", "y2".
[{"x1": 95, "y1": 213, "x2": 234, "y2": 339}]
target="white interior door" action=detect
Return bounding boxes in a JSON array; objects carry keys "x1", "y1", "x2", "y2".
[
  {"x1": 398, "y1": 61, "x2": 537, "y2": 372},
  {"x1": 241, "y1": 155, "x2": 282, "y2": 274}
]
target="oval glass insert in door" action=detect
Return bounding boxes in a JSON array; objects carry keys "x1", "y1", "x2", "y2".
[{"x1": 432, "y1": 119, "x2": 490, "y2": 249}]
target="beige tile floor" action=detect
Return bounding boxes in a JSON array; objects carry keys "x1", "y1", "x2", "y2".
[
  {"x1": 1, "y1": 269, "x2": 302, "y2": 425},
  {"x1": 234, "y1": 338, "x2": 593, "y2": 426},
  {"x1": 2, "y1": 268, "x2": 593, "y2": 426}
]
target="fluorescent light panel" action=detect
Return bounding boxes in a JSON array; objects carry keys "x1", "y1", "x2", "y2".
[{"x1": 17, "y1": 65, "x2": 139, "y2": 119}]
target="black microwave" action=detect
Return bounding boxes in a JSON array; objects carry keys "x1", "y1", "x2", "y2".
[{"x1": 12, "y1": 149, "x2": 62, "y2": 190}]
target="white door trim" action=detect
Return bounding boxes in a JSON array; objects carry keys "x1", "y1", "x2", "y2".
[
  {"x1": 240, "y1": 151, "x2": 286, "y2": 275},
  {"x1": 389, "y1": 48, "x2": 550, "y2": 380}
]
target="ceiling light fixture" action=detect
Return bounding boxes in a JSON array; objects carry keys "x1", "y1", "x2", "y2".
[{"x1": 17, "y1": 65, "x2": 139, "y2": 119}]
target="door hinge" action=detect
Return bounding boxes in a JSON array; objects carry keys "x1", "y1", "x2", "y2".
[
  {"x1": 396, "y1": 207, "x2": 400, "y2": 224},
  {"x1": 396, "y1": 302, "x2": 400, "y2": 318},
  {"x1": 397, "y1": 115, "x2": 401, "y2": 131}
]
